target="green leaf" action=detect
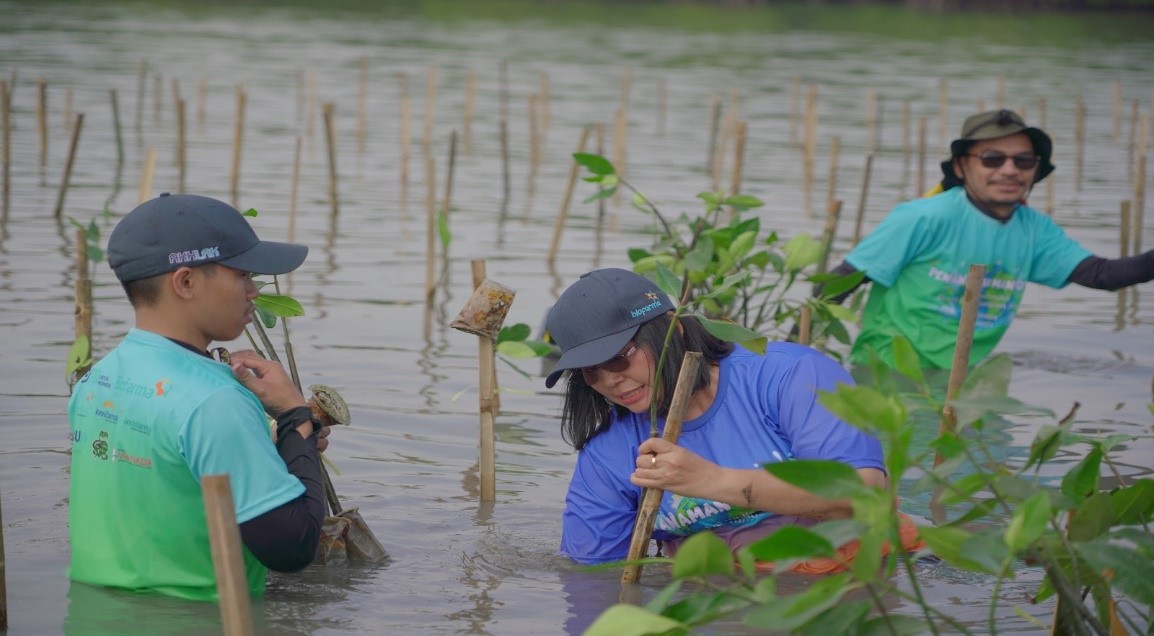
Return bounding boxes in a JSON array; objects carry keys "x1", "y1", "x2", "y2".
[
  {"x1": 721, "y1": 194, "x2": 764, "y2": 210},
  {"x1": 671, "y1": 532, "x2": 734, "y2": 578},
  {"x1": 253, "y1": 294, "x2": 305, "y2": 318},
  {"x1": 1109, "y1": 479, "x2": 1154, "y2": 525},
  {"x1": 242, "y1": 207, "x2": 258, "y2": 217},
  {"x1": 497, "y1": 323, "x2": 531, "y2": 343},
  {"x1": 572, "y1": 152, "x2": 616, "y2": 176},
  {"x1": 584, "y1": 604, "x2": 686, "y2": 636},
  {"x1": 918, "y1": 525, "x2": 997, "y2": 574},
  {"x1": 582, "y1": 186, "x2": 617, "y2": 205},
  {"x1": 495, "y1": 341, "x2": 538, "y2": 359},
  {"x1": 1067, "y1": 493, "x2": 1114, "y2": 542},
  {"x1": 782, "y1": 234, "x2": 822, "y2": 272},
  {"x1": 1024, "y1": 424, "x2": 1064, "y2": 472},
  {"x1": 643, "y1": 580, "x2": 683, "y2": 614},
  {"x1": 524, "y1": 340, "x2": 555, "y2": 357},
  {"x1": 797, "y1": 599, "x2": 869, "y2": 636},
  {"x1": 812, "y1": 269, "x2": 866, "y2": 300},
  {"x1": 683, "y1": 235, "x2": 715, "y2": 273},
  {"x1": 696, "y1": 191, "x2": 722, "y2": 210},
  {"x1": 692, "y1": 315, "x2": 766, "y2": 354},
  {"x1": 746, "y1": 526, "x2": 835, "y2": 562},
  {"x1": 652, "y1": 264, "x2": 682, "y2": 301},
  {"x1": 1005, "y1": 491, "x2": 1051, "y2": 552},
  {"x1": 662, "y1": 591, "x2": 749, "y2": 625},
  {"x1": 1075, "y1": 541, "x2": 1154, "y2": 605},
  {"x1": 960, "y1": 527, "x2": 1012, "y2": 572},
  {"x1": 255, "y1": 304, "x2": 278, "y2": 329},
  {"x1": 817, "y1": 384, "x2": 906, "y2": 435},
  {"x1": 937, "y1": 473, "x2": 990, "y2": 505},
  {"x1": 743, "y1": 574, "x2": 852, "y2": 631},
  {"x1": 627, "y1": 247, "x2": 652, "y2": 264},
  {"x1": 66, "y1": 334, "x2": 93, "y2": 380},
  {"x1": 88, "y1": 246, "x2": 105, "y2": 262},
  {"x1": 437, "y1": 209, "x2": 452, "y2": 248},
  {"x1": 764, "y1": 460, "x2": 867, "y2": 499},
  {"x1": 1060, "y1": 447, "x2": 1103, "y2": 501},
  {"x1": 861, "y1": 616, "x2": 934, "y2": 636},
  {"x1": 890, "y1": 336, "x2": 927, "y2": 387}
]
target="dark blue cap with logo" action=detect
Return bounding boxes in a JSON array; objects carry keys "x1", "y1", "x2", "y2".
[
  {"x1": 107, "y1": 193, "x2": 308, "y2": 283},
  {"x1": 544, "y1": 268, "x2": 675, "y2": 388}
]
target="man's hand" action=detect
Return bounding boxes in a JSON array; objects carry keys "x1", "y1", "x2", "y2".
[{"x1": 229, "y1": 350, "x2": 308, "y2": 416}]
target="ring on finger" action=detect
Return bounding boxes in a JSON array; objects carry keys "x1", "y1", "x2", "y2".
[{"x1": 650, "y1": 454, "x2": 657, "y2": 466}]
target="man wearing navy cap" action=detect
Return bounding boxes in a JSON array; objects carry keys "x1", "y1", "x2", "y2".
[{"x1": 67, "y1": 193, "x2": 328, "y2": 601}]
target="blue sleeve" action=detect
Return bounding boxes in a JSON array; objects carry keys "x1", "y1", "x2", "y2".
[
  {"x1": 774, "y1": 351, "x2": 885, "y2": 472},
  {"x1": 560, "y1": 445, "x2": 641, "y2": 565},
  {"x1": 1027, "y1": 215, "x2": 1093, "y2": 288},
  {"x1": 180, "y1": 387, "x2": 306, "y2": 523},
  {"x1": 845, "y1": 202, "x2": 935, "y2": 287}
]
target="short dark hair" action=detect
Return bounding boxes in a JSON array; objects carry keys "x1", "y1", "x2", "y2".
[
  {"x1": 121, "y1": 263, "x2": 218, "y2": 307},
  {"x1": 558, "y1": 313, "x2": 734, "y2": 450}
]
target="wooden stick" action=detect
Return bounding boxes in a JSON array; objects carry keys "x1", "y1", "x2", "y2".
[
  {"x1": 110, "y1": 89, "x2": 124, "y2": 170},
  {"x1": 230, "y1": 84, "x2": 246, "y2": 207},
  {"x1": 1128, "y1": 99, "x2": 1139, "y2": 177},
  {"x1": 995, "y1": 76, "x2": 1005, "y2": 108},
  {"x1": 472, "y1": 259, "x2": 498, "y2": 503},
  {"x1": 621, "y1": 351, "x2": 703, "y2": 583},
  {"x1": 463, "y1": 70, "x2": 476, "y2": 155},
  {"x1": 322, "y1": 102, "x2": 339, "y2": 223},
  {"x1": 1135, "y1": 151, "x2": 1146, "y2": 256},
  {"x1": 798, "y1": 305, "x2": 812, "y2": 346},
  {"x1": 399, "y1": 73, "x2": 411, "y2": 204},
  {"x1": 55, "y1": 113, "x2": 85, "y2": 219},
  {"x1": 916, "y1": 116, "x2": 927, "y2": 197},
  {"x1": 934, "y1": 264, "x2": 986, "y2": 468},
  {"x1": 656, "y1": 76, "x2": 666, "y2": 137},
  {"x1": 295, "y1": 67, "x2": 303, "y2": 126},
  {"x1": 176, "y1": 98, "x2": 186, "y2": 193},
  {"x1": 826, "y1": 134, "x2": 840, "y2": 213},
  {"x1": 705, "y1": 95, "x2": 722, "y2": 173},
  {"x1": 1120, "y1": 200, "x2": 1131, "y2": 259},
  {"x1": 200, "y1": 475, "x2": 255, "y2": 636},
  {"x1": 153, "y1": 73, "x2": 162, "y2": 125},
  {"x1": 729, "y1": 120, "x2": 746, "y2": 209},
  {"x1": 36, "y1": 77, "x2": 47, "y2": 183},
  {"x1": 1, "y1": 81, "x2": 9, "y2": 214},
  {"x1": 197, "y1": 79, "x2": 207, "y2": 127},
  {"x1": 527, "y1": 94, "x2": 540, "y2": 197},
  {"x1": 138, "y1": 148, "x2": 156, "y2": 204},
  {"x1": 134, "y1": 59, "x2": 147, "y2": 132},
  {"x1": 938, "y1": 78, "x2": 948, "y2": 150},
  {"x1": 1113, "y1": 80, "x2": 1123, "y2": 142},
  {"x1": 75, "y1": 228, "x2": 92, "y2": 352},
  {"x1": 171, "y1": 78, "x2": 181, "y2": 119},
  {"x1": 1037, "y1": 96, "x2": 1047, "y2": 128},
  {"x1": 498, "y1": 60, "x2": 508, "y2": 122},
  {"x1": 424, "y1": 153, "x2": 437, "y2": 305},
  {"x1": 618, "y1": 66, "x2": 632, "y2": 113},
  {"x1": 612, "y1": 108, "x2": 626, "y2": 204},
  {"x1": 423, "y1": 66, "x2": 438, "y2": 157},
  {"x1": 852, "y1": 153, "x2": 875, "y2": 246},
  {"x1": 287, "y1": 136, "x2": 302, "y2": 245},
  {"x1": 547, "y1": 126, "x2": 592, "y2": 263},
  {"x1": 443, "y1": 129, "x2": 458, "y2": 218},
  {"x1": 816, "y1": 199, "x2": 843, "y2": 276},
  {"x1": 357, "y1": 55, "x2": 368, "y2": 154},
  {"x1": 1074, "y1": 94, "x2": 1085, "y2": 192},
  {"x1": 499, "y1": 118, "x2": 510, "y2": 204}
]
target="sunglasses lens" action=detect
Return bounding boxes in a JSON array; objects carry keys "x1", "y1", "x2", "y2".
[
  {"x1": 1012, "y1": 155, "x2": 1039, "y2": 169},
  {"x1": 977, "y1": 152, "x2": 1038, "y2": 170},
  {"x1": 579, "y1": 345, "x2": 635, "y2": 383}
]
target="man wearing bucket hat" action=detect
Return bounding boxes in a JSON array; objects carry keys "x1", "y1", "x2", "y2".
[
  {"x1": 546, "y1": 268, "x2": 923, "y2": 570},
  {"x1": 820, "y1": 109, "x2": 1154, "y2": 369},
  {"x1": 67, "y1": 193, "x2": 329, "y2": 601}
]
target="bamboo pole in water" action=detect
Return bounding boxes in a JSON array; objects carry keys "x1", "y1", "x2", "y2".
[
  {"x1": 443, "y1": 129, "x2": 458, "y2": 219},
  {"x1": 230, "y1": 84, "x2": 246, "y2": 207},
  {"x1": 153, "y1": 73, "x2": 162, "y2": 125},
  {"x1": 729, "y1": 120, "x2": 746, "y2": 201},
  {"x1": 399, "y1": 73, "x2": 411, "y2": 204},
  {"x1": 423, "y1": 67, "x2": 438, "y2": 158},
  {"x1": 171, "y1": 79, "x2": 181, "y2": 120},
  {"x1": 322, "y1": 102, "x2": 339, "y2": 223},
  {"x1": 54, "y1": 113, "x2": 85, "y2": 219},
  {"x1": 916, "y1": 116, "x2": 927, "y2": 197},
  {"x1": 110, "y1": 89, "x2": 124, "y2": 170},
  {"x1": 1113, "y1": 80, "x2": 1123, "y2": 142},
  {"x1": 1045, "y1": 133, "x2": 1056, "y2": 216},
  {"x1": 357, "y1": 55, "x2": 368, "y2": 154},
  {"x1": 621, "y1": 352, "x2": 703, "y2": 584},
  {"x1": 138, "y1": 148, "x2": 156, "y2": 204},
  {"x1": 935, "y1": 264, "x2": 985, "y2": 468},
  {"x1": 803, "y1": 85, "x2": 818, "y2": 216},
  {"x1": 817, "y1": 199, "x2": 843, "y2": 277},
  {"x1": 655, "y1": 76, "x2": 666, "y2": 137},
  {"x1": 1037, "y1": 96, "x2": 1047, "y2": 128},
  {"x1": 470, "y1": 259, "x2": 501, "y2": 503},
  {"x1": 1, "y1": 81, "x2": 9, "y2": 215},
  {"x1": 75, "y1": 227, "x2": 92, "y2": 353},
  {"x1": 705, "y1": 95, "x2": 721, "y2": 173},
  {"x1": 548, "y1": 126, "x2": 592, "y2": 264},
  {"x1": 1134, "y1": 125, "x2": 1147, "y2": 256},
  {"x1": 134, "y1": 59, "x2": 146, "y2": 133},
  {"x1": 175, "y1": 98, "x2": 186, "y2": 193},
  {"x1": 424, "y1": 154, "x2": 437, "y2": 306},
  {"x1": 201, "y1": 475, "x2": 255, "y2": 636},
  {"x1": 463, "y1": 70, "x2": 476, "y2": 155},
  {"x1": 798, "y1": 305, "x2": 812, "y2": 347},
  {"x1": 36, "y1": 77, "x2": 47, "y2": 184},
  {"x1": 527, "y1": 94, "x2": 540, "y2": 197},
  {"x1": 1128, "y1": 99, "x2": 1139, "y2": 177},
  {"x1": 852, "y1": 153, "x2": 875, "y2": 246},
  {"x1": 1120, "y1": 200, "x2": 1131, "y2": 259},
  {"x1": 288, "y1": 136, "x2": 301, "y2": 245},
  {"x1": 826, "y1": 135, "x2": 840, "y2": 214},
  {"x1": 1074, "y1": 94, "x2": 1085, "y2": 191}
]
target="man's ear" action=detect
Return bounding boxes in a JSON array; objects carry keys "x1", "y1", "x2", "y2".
[
  {"x1": 169, "y1": 267, "x2": 197, "y2": 300},
  {"x1": 951, "y1": 158, "x2": 965, "y2": 183}
]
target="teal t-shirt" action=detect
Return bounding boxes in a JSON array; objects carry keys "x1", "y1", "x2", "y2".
[
  {"x1": 845, "y1": 187, "x2": 1091, "y2": 368},
  {"x1": 67, "y1": 329, "x2": 305, "y2": 601}
]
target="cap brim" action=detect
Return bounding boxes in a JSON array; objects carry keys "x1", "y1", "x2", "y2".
[
  {"x1": 544, "y1": 326, "x2": 638, "y2": 389},
  {"x1": 218, "y1": 240, "x2": 308, "y2": 275}
]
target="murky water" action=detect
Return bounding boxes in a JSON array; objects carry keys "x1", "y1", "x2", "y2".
[{"x1": 1, "y1": 2, "x2": 1152, "y2": 633}]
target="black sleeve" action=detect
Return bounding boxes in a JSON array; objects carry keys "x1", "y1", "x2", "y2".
[
  {"x1": 238, "y1": 406, "x2": 326, "y2": 572},
  {"x1": 815, "y1": 260, "x2": 871, "y2": 305},
  {"x1": 1067, "y1": 251, "x2": 1154, "y2": 291}
]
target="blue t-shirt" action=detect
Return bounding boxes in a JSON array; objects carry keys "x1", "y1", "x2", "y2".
[
  {"x1": 845, "y1": 187, "x2": 1091, "y2": 368},
  {"x1": 67, "y1": 328, "x2": 305, "y2": 600},
  {"x1": 560, "y1": 344, "x2": 884, "y2": 565}
]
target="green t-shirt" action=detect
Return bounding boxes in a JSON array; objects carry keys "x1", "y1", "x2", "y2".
[
  {"x1": 845, "y1": 187, "x2": 1091, "y2": 368},
  {"x1": 67, "y1": 329, "x2": 305, "y2": 601}
]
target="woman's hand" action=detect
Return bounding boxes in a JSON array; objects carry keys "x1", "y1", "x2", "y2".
[{"x1": 630, "y1": 437, "x2": 724, "y2": 500}]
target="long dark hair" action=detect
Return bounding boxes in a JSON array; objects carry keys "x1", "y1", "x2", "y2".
[{"x1": 558, "y1": 313, "x2": 734, "y2": 450}]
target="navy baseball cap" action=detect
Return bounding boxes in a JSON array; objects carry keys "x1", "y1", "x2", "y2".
[
  {"x1": 108, "y1": 193, "x2": 308, "y2": 283},
  {"x1": 544, "y1": 268, "x2": 675, "y2": 388}
]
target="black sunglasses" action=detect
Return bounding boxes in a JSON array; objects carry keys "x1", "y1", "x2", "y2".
[
  {"x1": 580, "y1": 343, "x2": 638, "y2": 384},
  {"x1": 966, "y1": 151, "x2": 1040, "y2": 170}
]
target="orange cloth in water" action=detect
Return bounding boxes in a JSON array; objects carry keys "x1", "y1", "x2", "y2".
[{"x1": 753, "y1": 513, "x2": 926, "y2": 575}]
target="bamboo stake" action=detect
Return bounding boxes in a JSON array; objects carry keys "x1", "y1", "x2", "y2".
[
  {"x1": 798, "y1": 305, "x2": 812, "y2": 346},
  {"x1": 705, "y1": 95, "x2": 722, "y2": 173},
  {"x1": 153, "y1": 73, "x2": 162, "y2": 125},
  {"x1": 1134, "y1": 150, "x2": 1146, "y2": 257},
  {"x1": 656, "y1": 77, "x2": 666, "y2": 137},
  {"x1": 75, "y1": 228, "x2": 92, "y2": 352},
  {"x1": 621, "y1": 352, "x2": 703, "y2": 584},
  {"x1": 498, "y1": 60, "x2": 508, "y2": 122},
  {"x1": 423, "y1": 67, "x2": 438, "y2": 157},
  {"x1": 528, "y1": 94, "x2": 540, "y2": 197},
  {"x1": 357, "y1": 55, "x2": 368, "y2": 154},
  {"x1": 230, "y1": 84, "x2": 246, "y2": 207},
  {"x1": 995, "y1": 76, "x2": 1005, "y2": 108},
  {"x1": 1037, "y1": 96, "x2": 1047, "y2": 128},
  {"x1": 916, "y1": 116, "x2": 927, "y2": 197},
  {"x1": 463, "y1": 70, "x2": 476, "y2": 155},
  {"x1": 171, "y1": 78, "x2": 181, "y2": 118},
  {"x1": 595, "y1": 123, "x2": 607, "y2": 226},
  {"x1": 817, "y1": 199, "x2": 843, "y2": 276},
  {"x1": 729, "y1": 120, "x2": 746, "y2": 199},
  {"x1": 1128, "y1": 99, "x2": 1139, "y2": 177},
  {"x1": 200, "y1": 475, "x2": 255, "y2": 636},
  {"x1": 1074, "y1": 94, "x2": 1085, "y2": 192},
  {"x1": 288, "y1": 136, "x2": 301, "y2": 245},
  {"x1": 1113, "y1": 80, "x2": 1123, "y2": 142},
  {"x1": 110, "y1": 89, "x2": 124, "y2": 170},
  {"x1": 826, "y1": 135, "x2": 840, "y2": 213},
  {"x1": 322, "y1": 102, "x2": 339, "y2": 223},
  {"x1": 934, "y1": 264, "x2": 985, "y2": 468},
  {"x1": 499, "y1": 119, "x2": 510, "y2": 204},
  {"x1": 803, "y1": 85, "x2": 818, "y2": 216},
  {"x1": 134, "y1": 59, "x2": 146, "y2": 133},
  {"x1": 424, "y1": 154, "x2": 437, "y2": 305},
  {"x1": 138, "y1": 148, "x2": 156, "y2": 204},
  {"x1": 1, "y1": 81, "x2": 9, "y2": 214},
  {"x1": 443, "y1": 129, "x2": 457, "y2": 218},
  {"x1": 938, "y1": 78, "x2": 948, "y2": 150},
  {"x1": 197, "y1": 79, "x2": 207, "y2": 126},
  {"x1": 175, "y1": 98, "x2": 186, "y2": 193},
  {"x1": 852, "y1": 153, "x2": 875, "y2": 246},
  {"x1": 399, "y1": 73, "x2": 411, "y2": 204},
  {"x1": 54, "y1": 113, "x2": 85, "y2": 219},
  {"x1": 37, "y1": 77, "x2": 47, "y2": 184},
  {"x1": 548, "y1": 126, "x2": 591, "y2": 263},
  {"x1": 471, "y1": 259, "x2": 500, "y2": 503},
  {"x1": 1120, "y1": 200, "x2": 1131, "y2": 259},
  {"x1": 295, "y1": 67, "x2": 303, "y2": 126}
]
